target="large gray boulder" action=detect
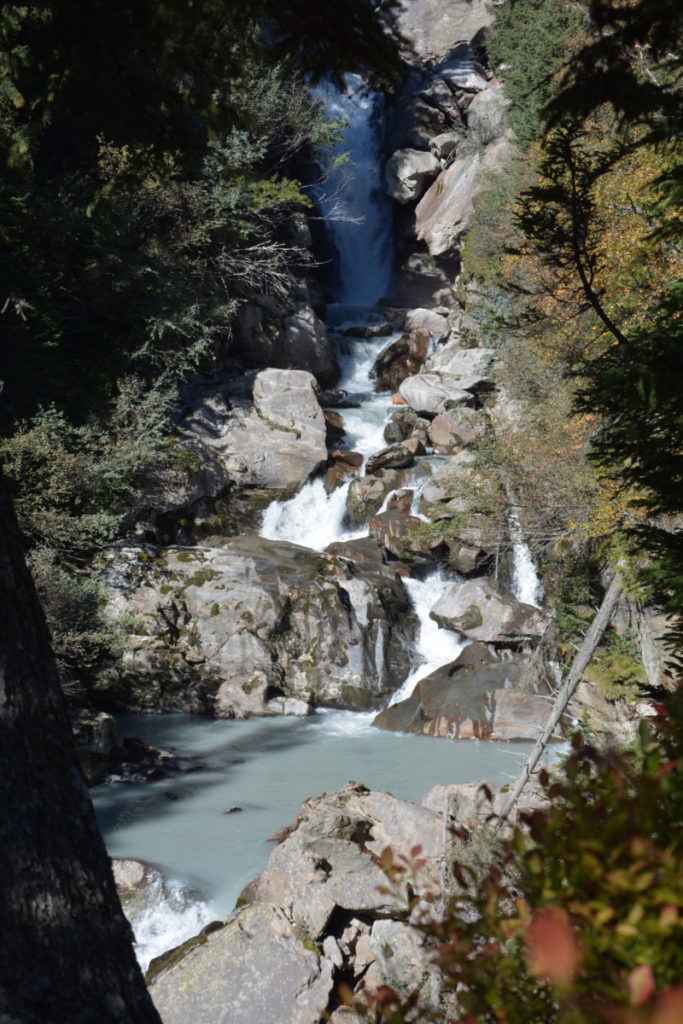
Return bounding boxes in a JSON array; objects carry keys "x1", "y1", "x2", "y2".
[
  {"x1": 425, "y1": 344, "x2": 495, "y2": 394},
  {"x1": 373, "y1": 642, "x2": 558, "y2": 741},
  {"x1": 240, "y1": 782, "x2": 445, "y2": 936},
  {"x1": 149, "y1": 903, "x2": 334, "y2": 1024},
  {"x1": 398, "y1": 372, "x2": 473, "y2": 415},
  {"x1": 183, "y1": 368, "x2": 327, "y2": 495},
  {"x1": 97, "y1": 535, "x2": 417, "y2": 716},
  {"x1": 403, "y1": 307, "x2": 450, "y2": 339},
  {"x1": 385, "y1": 149, "x2": 441, "y2": 204},
  {"x1": 430, "y1": 578, "x2": 547, "y2": 643},
  {"x1": 398, "y1": 3, "x2": 493, "y2": 60},
  {"x1": 415, "y1": 138, "x2": 512, "y2": 256},
  {"x1": 467, "y1": 84, "x2": 509, "y2": 147}
]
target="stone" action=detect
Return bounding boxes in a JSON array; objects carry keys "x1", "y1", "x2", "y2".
[
  {"x1": 415, "y1": 138, "x2": 512, "y2": 256},
  {"x1": 467, "y1": 83, "x2": 509, "y2": 147},
  {"x1": 363, "y1": 920, "x2": 440, "y2": 1007},
  {"x1": 403, "y1": 307, "x2": 450, "y2": 339},
  {"x1": 368, "y1": 511, "x2": 443, "y2": 563},
  {"x1": 429, "y1": 131, "x2": 460, "y2": 162},
  {"x1": 182, "y1": 369, "x2": 327, "y2": 495},
  {"x1": 96, "y1": 535, "x2": 417, "y2": 716},
  {"x1": 241, "y1": 832, "x2": 399, "y2": 938},
  {"x1": 373, "y1": 643, "x2": 558, "y2": 741},
  {"x1": 398, "y1": 372, "x2": 473, "y2": 416},
  {"x1": 419, "y1": 78, "x2": 464, "y2": 124},
  {"x1": 332, "y1": 449, "x2": 364, "y2": 469},
  {"x1": 398, "y1": 4, "x2": 493, "y2": 61},
  {"x1": 149, "y1": 903, "x2": 334, "y2": 1024},
  {"x1": 234, "y1": 299, "x2": 338, "y2": 387},
  {"x1": 365, "y1": 444, "x2": 416, "y2": 474},
  {"x1": 385, "y1": 148, "x2": 441, "y2": 204},
  {"x1": 430, "y1": 578, "x2": 547, "y2": 643},
  {"x1": 346, "y1": 471, "x2": 401, "y2": 523},
  {"x1": 428, "y1": 408, "x2": 486, "y2": 450},
  {"x1": 384, "y1": 407, "x2": 420, "y2": 444},
  {"x1": 373, "y1": 330, "x2": 430, "y2": 392},
  {"x1": 425, "y1": 343, "x2": 495, "y2": 394}
]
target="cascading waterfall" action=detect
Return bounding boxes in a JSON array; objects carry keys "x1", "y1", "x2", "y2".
[
  {"x1": 313, "y1": 74, "x2": 394, "y2": 306},
  {"x1": 389, "y1": 570, "x2": 466, "y2": 705},
  {"x1": 262, "y1": 77, "x2": 466, "y2": 705},
  {"x1": 261, "y1": 77, "x2": 397, "y2": 549},
  {"x1": 508, "y1": 507, "x2": 544, "y2": 608},
  {"x1": 97, "y1": 76, "x2": 542, "y2": 972}
]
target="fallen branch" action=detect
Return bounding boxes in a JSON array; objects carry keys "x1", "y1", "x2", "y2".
[{"x1": 497, "y1": 572, "x2": 623, "y2": 825}]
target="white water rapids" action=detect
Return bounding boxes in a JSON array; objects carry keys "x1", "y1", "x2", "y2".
[{"x1": 93, "y1": 77, "x2": 546, "y2": 972}]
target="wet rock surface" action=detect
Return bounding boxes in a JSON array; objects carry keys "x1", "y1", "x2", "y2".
[
  {"x1": 96, "y1": 535, "x2": 418, "y2": 717},
  {"x1": 373, "y1": 642, "x2": 557, "y2": 741},
  {"x1": 150, "y1": 782, "x2": 447, "y2": 1021}
]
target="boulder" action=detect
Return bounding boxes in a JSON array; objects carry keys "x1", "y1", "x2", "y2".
[
  {"x1": 467, "y1": 84, "x2": 509, "y2": 147},
  {"x1": 373, "y1": 643, "x2": 557, "y2": 741},
  {"x1": 183, "y1": 369, "x2": 327, "y2": 495},
  {"x1": 346, "y1": 470, "x2": 402, "y2": 523},
  {"x1": 398, "y1": 5, "x2": 493, "y2": 61},
  {"x1": 384, "y1": 407, "x2": 420, "y2": 444},
  {"x1": 241, "y1": 782, "x2": 445, "y2": 936},
  {"x1": 385, "y1": 149, "x2": 441, "y2": 205},
  {"x1": 425, "y1": 343, "x2": 495, "y2": 394},
  {"x1": 403, "y1": 307, "x2": 450, "y2": 339},
  {"x1": 398, "y1": 372, "x2": 473, "y2": 416},
  {"x1": 372, "y1": 330, "x2": 430, "y2": 392},
  {"x1": 415, "y1": 138, "x2": 512, "y2": 256},
  {"x1": 430, "y1": 578, "x2": 547, "y2": 644},
  {"x1": 96, "y1": 535, "x2": 417, "y2": 716},
  {"x1": 428, "y1": 407, "x2": 486, "y2": 450},
  {"x1": 419, "y1": 78, "x2": 464, "y2": 125},
  {"x1": 363, "y1": 919, "x2": 441, "y2": 1006},
  {"x1": 429, "y1": 131, "x2": 460, "y2": 162},
  {"x1": 365, "y1": 444, "x2": 416, "y2": 474},
  {"x1": 149, "y1": 903, "x2": 334, "y2": 1024}
]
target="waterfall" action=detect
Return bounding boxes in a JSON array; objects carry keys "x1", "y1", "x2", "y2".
[
  {"x1": 313, "y1": 75, "x2": 394, "y2": 306},
  {"x1": 508, "y1": 507, "x2": 544, "y2": 608},
  {"x1": 261, "y1": 77, "x2": 402, "y2": 548},
  {"x1": 389, "y1": 570, "x2": 466, "y2": 706}
]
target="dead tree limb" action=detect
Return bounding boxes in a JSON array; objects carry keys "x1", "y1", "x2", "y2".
[{"x1": 497, "y1": 573, "x2": 623, "y2": 825}]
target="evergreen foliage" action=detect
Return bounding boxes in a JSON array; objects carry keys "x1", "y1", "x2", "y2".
[
  {"x1": 486, "y1": 0, "x2": 583, "y2": 147},
  {"x1": 0, "y1": 2, "x2": 407, "y2": 687}
]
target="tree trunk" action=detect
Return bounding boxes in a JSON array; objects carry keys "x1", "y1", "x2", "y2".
[
  {"x1": 0, "y1": 477, "x2": 160, "y2": 1023},
  {"x1": 498, "y1": 573, "x2": 623, "y2": 824}
]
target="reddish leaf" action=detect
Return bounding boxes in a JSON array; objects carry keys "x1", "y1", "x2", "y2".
[
  {"x1": 525, "y1": 906, "x2": 583, "y2": 986},
  {"x1": 628, "y1": 965, "x2": 656, "y2": 1007}
]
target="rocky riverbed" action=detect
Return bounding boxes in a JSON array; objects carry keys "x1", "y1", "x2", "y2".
[{"x1": 74, "y1": 3, "x2": 672, "y2": 1019}]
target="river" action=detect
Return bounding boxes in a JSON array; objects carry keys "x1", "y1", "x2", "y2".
[{"x1": 92, "y1": 75, "x2": 545, "y2": 972}]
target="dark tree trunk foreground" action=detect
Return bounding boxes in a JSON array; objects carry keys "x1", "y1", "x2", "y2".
[{"x1": 0, "y1": 477, "x2": 160, "y2": 1023}]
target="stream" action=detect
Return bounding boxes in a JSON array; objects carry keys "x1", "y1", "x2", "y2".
[{"x1": 92, "y1": 77, "x2": 546, "y2": 973}]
